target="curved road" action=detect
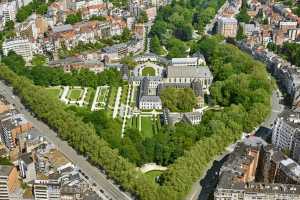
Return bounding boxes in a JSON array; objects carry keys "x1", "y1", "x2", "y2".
[
  {"x1": 0, "y1": 81, "x2": 132, "y2": 200},
  {"x1": 185, "y1": 89, "x2": 284, "y2": 200}
]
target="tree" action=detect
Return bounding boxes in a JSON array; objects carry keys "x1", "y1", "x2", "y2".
[
  {"x1": 36, "y1": 4, "x2": 48, "y2": 15},
  {"x1": 32, "y1": 54, "x2": 47, "y2": 66},
  {"x1": 150, "y1": 36, "x2": 162, "y2": 55},
  {"x1": 120, "y1": 56, "x2": 137, "y2": 70},
  {"x1": 160, "y1": 88, "x2": 197, "y2": 112},
  {"x1": 66, "y1": 12, "x2": 82, "y2": 24},
  {"x1": 174, "y1": 23, "x2": 193, "y2": 41},
  {"x1": 120, "y1": 28, "x2": 132, "y2": 42},
  {"x1": 137, "y1": 10, "x2": 148, "y2": 23},
  {"x1": 4, "y1": 20, "x2": 14, "y2": 31},
  {"x1": 236, "y1": 25, "x2": 245, "y2": 41}
]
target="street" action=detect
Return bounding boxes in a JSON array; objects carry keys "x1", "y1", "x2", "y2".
[
  {"x1": 185, "y1": 89, "x2": 284, "y2": 200},
  {"x1": 0, "y1": 81, "x2": 132, "y2": 200}
]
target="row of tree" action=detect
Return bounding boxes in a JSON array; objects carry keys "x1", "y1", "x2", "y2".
[
  {"x1": 2, "y1": 51, "x2": 123, "y2": 88},
  {"x1": 0, "y1": 35, "x2": 273, "y2": 199},
  {"x1": 16, "y1": 0, "x2": 51, "y2": 22},
  {"x1": 267, "y1": 42, "x2": 300, "y2": 67},
  {"x1": 149, "y1": 0, "x2": 226, "y2": 57}
]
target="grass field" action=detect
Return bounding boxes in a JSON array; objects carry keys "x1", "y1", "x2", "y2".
[
  {"x1": 85, "y1": 88, "x2": 94, "y2": 106},
  {"x1": 121, "y1": 85, "x2": 129, "y2": 104},
  {"x1": 141, "y1": 117, "x2": 154, "y2": 138},
  {"x1": 142, "y1": 67, "x2": 156, "y2": 76},
  {"x1": 46, "y1": 88, "x2": 62, "y2": 99},
  {"x1": 98, "y1": 87, "x2": 110, "y2": 103},
  {"x1": 126, "y1": 115, "x2": 160, "y2": 138},
  {"x1": 108, "y1": 87, "x2": 117, "y2": 108},
  {"x1": 68, "y1": 89, "x2": 83, "y2": 100},
  {"x1": 145, "y1": 170, "x2": 163, "y2": 184}
]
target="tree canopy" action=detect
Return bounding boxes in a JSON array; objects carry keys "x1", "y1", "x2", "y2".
[{"x1": 160, "y1": 88, "x2": 197, "y2": 112}]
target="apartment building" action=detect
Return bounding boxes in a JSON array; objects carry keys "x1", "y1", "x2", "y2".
[
  {"x1": 0, "y1": 1, "x2": 16, "y2": 25},
  {"x1": 272, "y1": 109, "x2": 300, "y2": 162},
  {"x1": 215, "y1": 137, "x2": 300, "y2": 200},
  {"x1": 34, "y1": 179, "x2": 61, "y2": 200},
  {"x1": 19, "y1": 153, "x2": 37, "y2": 183},
  {"x1": 0, "y1": 112, "x2": 32, "y2": 150},
  {"x1": 0, "y1": 165, "x2": 18, "y2": 200},
  {"x1": 2, "y1": 38, "x2": 33, "y2": 61},
  {"x1": 217, "y1": 17, "x2": 238, "y2": 38}
]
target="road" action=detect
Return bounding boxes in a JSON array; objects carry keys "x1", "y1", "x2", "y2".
[
  {"x1": 0, "y1": 81, "x2": 132, "y2": 200},
  {"x1": 185, "y1": 89, "x2": 284, "y2": 200}
]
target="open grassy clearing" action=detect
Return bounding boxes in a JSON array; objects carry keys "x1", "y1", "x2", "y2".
[
  {"x1": 108, "y1": 86, "x2": 117, "y2": 108},
  {"x1": 98, "y1": 87, "x2": 110, "y2": 103},
  {"x1": 68, "y1": 89, "x2": 83, "y2": 100},
  {"x1": 142, "y1": 67, "x2": 156, "y2": 76},
  {"x1": 121, "y1": 85, "x2": 129, "y2": 104},
  {"x1": 46, "y1": 87, "x2": 62, "y2": 99},
  {"x1": 145, "y1": 170, "x2": 163, "y2": 184},
  {"x1": 85, "y1": 88, "x2": 95, "y2": 106}
]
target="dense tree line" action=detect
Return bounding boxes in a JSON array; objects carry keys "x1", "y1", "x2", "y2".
[
  {"x1": 149, "y1": 0, "x2": 225, "y2": 56},
  {"x1": 16, "y1": 0, "x2": 51, "y2": 22},
  {"x1": 2, "y1": 51, "x2": 123, "y2": 88},
  {"x1": 267, "y1": 42, "x2": 300, "y2": 67},
  {"x1": 160, "y1": 88, "x2": 197, "y2": 112},
  {"x1": 0, "y1": 65, "x2": 159, "y2": 200},
  {"x1": 65, "y1": 12, "x2": 82, "y2": 25}
]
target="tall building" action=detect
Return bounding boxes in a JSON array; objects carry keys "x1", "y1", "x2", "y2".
[
  {"x1": 2, "y1": 38, "x2": 33, "y2": 61},
  {"x1": 0, "y1": 165, "x2": 19, "y2": 200},
  {"x1": 0, "y1": 1, "x2": 17, "y2": 25},
  {"x1": 272, "y1": 109, "x2": 300, "y2": 163},
  {"x1": 34, "y1": 179, "x2": 61, "y2": 200},
  {"x1": 217, "y1": 17, "x2": 238, "y2": 38},
  {"x1": 18, "y1": 153, "x2": 36, "y2": 183},
  {"x1": 0, "y1": 113, "x2": 32, "y2": 150},
  {"x1": 215, "y1": 137, "x2": 300, "y2": 200}
]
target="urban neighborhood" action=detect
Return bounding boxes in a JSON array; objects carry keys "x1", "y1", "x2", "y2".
[{"x1": 0, "y1": 0, "x2": 300, "y2": 198}]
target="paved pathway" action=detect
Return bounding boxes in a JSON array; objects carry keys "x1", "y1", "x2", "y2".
[
  {"x1": 0, "y1": 81, "x2": 132, "y2": 200},
  {"x1": 113, "y1": 87, "x2": 122, "y2": 119},
  {"x1": 121, "y1": 85, "x2": 132, "y2": 137}
]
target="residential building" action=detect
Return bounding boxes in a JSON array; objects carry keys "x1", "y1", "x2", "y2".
[
  {"x1": 18, "y1": 153, "x2": 37, "y2": 183},
  {"x1": 217, "y1": 17, "x2": 238, "y2": 38},
  {"x1": 214, "y1": 137, "x2": 300, "y2": 200},
  {"x1": 49, "y1": 57, "x2": 104, "y2": 73},
  {"x1": 0, "y1": 165, "x2": 19, "y2": 200},
  {"x1": 0, "y1": 1, "x2": 16, "y2": 25},
  {"x1": 272, "y1": 109, "x2": 300, "y2": 162},
  {"x1": 0, "y1": 113, "x2": 32, "y2": 150},
  {"x1": 279, "y1": 21, "x2": 297, "y2": 33},
  {"x1": 34, "y1": 179, "x2": 61, "y2": 200},
  {"x1": 2, "y1": 38, "x2": 33, "y2": 61}
]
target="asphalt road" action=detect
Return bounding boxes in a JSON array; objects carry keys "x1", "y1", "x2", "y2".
[
  {"x1": 0, "y1": 81, "x2": 132, "y2": 200},
  {"x1": 185, "y1": 89, "x2": 284, "y2": 200}
]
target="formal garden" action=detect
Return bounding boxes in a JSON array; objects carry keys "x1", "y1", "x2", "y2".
[
  {"x1": 1, "y1": 0, "x2": 274, "y2": 194},
  {"x1": 142, "y1": 66, "x2": 156, "y2": 76}
]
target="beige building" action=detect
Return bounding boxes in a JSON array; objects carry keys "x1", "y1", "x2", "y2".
[
  {"x1": 0, "y1": 165, "x2": 19, "y2": 200},
  {"x1": 217, "y1": 17, "x2": 238, "y2": 38}
]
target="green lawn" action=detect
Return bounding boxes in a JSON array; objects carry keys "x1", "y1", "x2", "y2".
[
  {"x1": 145, "y1": 170, "x2": 163, "y2": 184},
  {"x1": 46, "y1": 88, "x2": 62, "y2": 99},
  {"x1": 98, "y1": 87, "x2": 109, "y2": 103},
  {"x1": 142, "y1": 67, "x2": 156, "y2": 76},
  {"x1": 69, "y1": 89, "x2": 83, "y2": 100},
  {"x1": 121, "y1": 85, "x2": 129, "y2": 104},
  {"x1": 108, "y1": 87, "x2": 117, "y2": 108},
  {"x1": 141, "y1": 116, "x2": 154, "y2": 138},
  {"x1": 85, "y1": 88, "x2": 95, "y2": 106}
]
